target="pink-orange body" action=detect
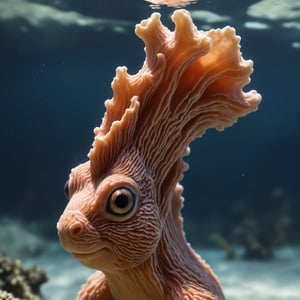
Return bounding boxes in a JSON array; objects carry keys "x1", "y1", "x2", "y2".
[{"x1": 57, "y1": 9, "x2": 261, "y2": 300}]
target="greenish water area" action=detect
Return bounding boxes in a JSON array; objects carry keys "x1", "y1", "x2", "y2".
[{"x1": 0, "y1": 0, "x2": 299, "y2": 299}]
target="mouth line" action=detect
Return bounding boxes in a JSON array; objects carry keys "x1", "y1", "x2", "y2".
[{"x1": 71, "y1": 247, "x2": 110, "y2": 260}]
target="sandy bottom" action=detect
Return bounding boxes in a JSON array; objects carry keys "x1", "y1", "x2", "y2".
[{"x1": 25, "y1": 243, "x2": 300, "y2": 300}]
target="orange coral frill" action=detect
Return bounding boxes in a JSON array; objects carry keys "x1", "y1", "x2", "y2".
[{"x1": 89, "y1": 9, "x2": 261, "y2": 192}]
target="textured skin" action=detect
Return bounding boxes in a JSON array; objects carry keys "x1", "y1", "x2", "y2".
[{"x1": 57, "y1": 9, "x2": 261, "y2": 300}]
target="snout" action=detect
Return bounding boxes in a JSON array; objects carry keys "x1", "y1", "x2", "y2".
[{"x1": 57, "y1": 209, "x2": 97, "y2": 254}]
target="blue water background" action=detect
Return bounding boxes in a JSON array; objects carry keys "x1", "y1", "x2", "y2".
[{"x1": 0, "y1": 0, "x2": 299, "y2": 244}]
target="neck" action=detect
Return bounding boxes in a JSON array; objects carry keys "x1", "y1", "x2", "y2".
[
  {"x1": 154, "y1": 186, "x2": 224, "y2": 299},
  {"x1": 105, "y1": 258, "x2": 164, "y2": 300}
]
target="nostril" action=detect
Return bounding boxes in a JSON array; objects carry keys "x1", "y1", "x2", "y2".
[
  {"x1": 70, "y1": 223, "x2": 83, "y2": 236},
  {"x1": 57, "y1": 210, "x2": 91, "y2": 253}
]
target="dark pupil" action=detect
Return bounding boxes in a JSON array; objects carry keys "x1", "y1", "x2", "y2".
[{"x1": 115, "y1": 194, "x2": 129, "y2": 208}]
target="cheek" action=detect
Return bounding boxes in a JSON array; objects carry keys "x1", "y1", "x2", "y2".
[{"x1": 105, "y1": 203, "x2": 162, "y2": 269}]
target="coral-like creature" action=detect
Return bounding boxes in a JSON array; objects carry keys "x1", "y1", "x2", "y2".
[
  {"x1": 0, "y1": 251, "x2": 47, "y2": 300},
  {"x1": 57, "y1": 9, "x2": 261, "y2": 299}
]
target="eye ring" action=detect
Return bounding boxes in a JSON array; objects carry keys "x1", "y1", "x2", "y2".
[
  {"x1": 107, "y1": 187, "x2": 136, "y2": 216},
  {"x1": 64, "y1": 180, "x2": 69, "y2": 199}
]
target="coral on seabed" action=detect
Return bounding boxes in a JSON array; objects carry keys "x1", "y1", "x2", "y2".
[
  {"x1": 0, "y1": 290, "x2": 15, "y2": 300},
  {"x1": 0, "y1": 250, "x2": 47, "y2": 300},
  {"x1": 231, "y1": 188, "x2": 296, "y2": 259},
  {"x1": 212, "y1": 187, "x2": 298, "y2": 260}
]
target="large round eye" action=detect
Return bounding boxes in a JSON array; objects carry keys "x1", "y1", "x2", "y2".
[
  {"x1": 64, "y1": 180, "x2": 69, "y2": 199},
  {"x1": 107, "y1": 188, "x2": 136, "y2": 216}
]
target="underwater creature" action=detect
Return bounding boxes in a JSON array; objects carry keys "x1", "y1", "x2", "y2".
[{"x1": 57, "y1": 9, "x2": 261, "y2": 300}]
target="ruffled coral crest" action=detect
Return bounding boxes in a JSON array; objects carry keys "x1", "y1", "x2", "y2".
[{"x1": 88, "y1": 9, "x2": 261, "y2": 193}]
